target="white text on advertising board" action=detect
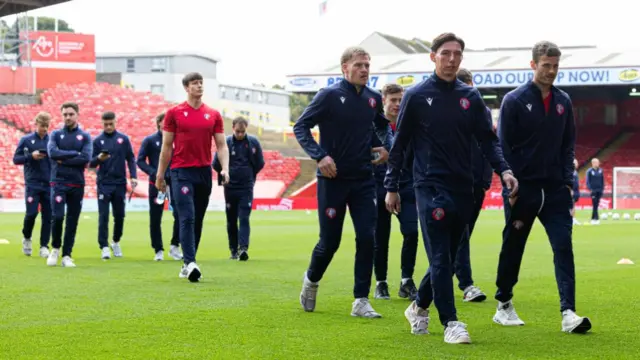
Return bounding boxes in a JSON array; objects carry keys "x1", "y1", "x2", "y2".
[{"x1": 326, "y1": 76, "x2": 379, "y2": 88}]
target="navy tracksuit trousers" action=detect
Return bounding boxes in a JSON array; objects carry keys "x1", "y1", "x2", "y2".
[
  {"x1": 496, "y1": 183, "x2": 576, "y2": 313},
  {"x1": 171, "y1": 166, "x2": 212, "y2": 264},
  {"x1": 23, "y1": 184, "x2": 51, "y2": 248},
  {"x1": 97, "y1": 183, "x2": 127, "y2": 249},
  {"x1": 307, "y1": 177, "x2": 377, "y2": 299},
  {"x1": 374, "y1": 185, "x2": 419, "y2": 281},
  {"x1": 51, "y1": 184, "x2": 84, "y2": 257},
  {"x1": 415, "y1": 185, "x2": 473, "y2": 326},
  {"x1": 590, "y1": 191, "x2": 602, "y2": 220},
  {"x1": 224, "y1": 187, "x2": 253, "y2": 252},
  {"x1": 454, "y1": 186, "x2": 486, "y2": 291},
  {"x1": 148, "y1": 179, "x2": 180, "y2": 253}
]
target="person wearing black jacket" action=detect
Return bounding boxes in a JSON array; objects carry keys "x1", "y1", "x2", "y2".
[
  {"x1": 89, "y1": 112, "x2": 137, "y2": 260},
  {"x1": 384, "y1": 33, "x2": 516, "y2": 344},
  {"x1": 295, "y1": 46, "x2": 393, "y2": 318},
  {"x1": 494, "y1": 41, "x2": 591, "y2": 334},
  {"x1": 13, "y1": 112, "x2": 52, "y2": 258},
  {"x1": 213, "y1": 116, "x2": 265, "y2": 261},
  {"x1": 586, "y1": 158, "x2": 604, "y2": 224},
  {"x1": 453, "y1": 68, "x2": 491, "y2": 303},
  {"x1": 137, "y1": 113, "x2": 183, "y2": 261},
  {"x1": 46, "y1": 102, "x2": 92, "y2": 268}
]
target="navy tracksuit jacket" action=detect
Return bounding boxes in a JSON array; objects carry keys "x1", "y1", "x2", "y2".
[
  {"x1": 455, "y1": 109, "x2": 495, "y2": 291},
  {"x1": 13, "y1": 132, "x2": 52, "y2": 248},
  {"x1": 496, "y1": 80, "x2": 577, "y2": 313},
  {"x1": 47, "y1": 125, "x2": 92, "y2": 257},
  {"x1": 586, "y1": 167, "x2": 604, "y2": 220},
  {"x1": 372, "y1": 126, "x2": 419, "y2": 282},
  {"x1": 385, "y1": 73, "x2": 509, "y2": 326},
  {"x1": 89, "y1": 130, "x2": 136, "y2": 249},
  {"x1": 213, "y1": 134, "x2": 265, "y2": 253},
  {"x1": 137, "y1": 131, "x2": 179, "y2": 253},
  {"x1": 294, "y1": 80, "x2": 393, "y2": 299}
]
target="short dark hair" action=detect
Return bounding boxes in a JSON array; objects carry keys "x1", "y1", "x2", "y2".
[
  {"x1": 101, "y1": 111, "x2": 116, "y2": 121},
  {"x1": 431, "y1": 32, "x2": 465, "y2": 53},
  {"x1": 155, "y1": 112, "x2": 165, "y2": 123},
  {"x1": 60, "y1": 102, "x2": 79, "y2": 113},
  {"x1": 232, "y1": 116, "x2": 248, "y2": 127},
  {"x1": 457, "y1": 68, "x2": 473, "y2": 84},
  {"x1": 532, "y1": 41, "x2": 562, "y2": 63},
  {"x1": 182, "y1": 72, "x2": 203, "y2": 87},
  {"x1": 382, "y1": 84, "x2": 403, "y2": 96},
  {"x1": 340, "y1": 46, "x2": 370, "y2": 65}
]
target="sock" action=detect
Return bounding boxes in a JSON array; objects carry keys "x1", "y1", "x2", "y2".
[
  {"x1": 377, "y1": 280, "x2": 387, "y2": 286},
  {"x1": 401, "y1": 278, "x2": 411, "y2": 285},
  {"x1": 305, "y1": 273, "x2": 318, "y2": 286}
]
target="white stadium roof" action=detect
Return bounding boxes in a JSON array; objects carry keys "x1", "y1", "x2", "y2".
[{"x1": 285, "y1": 32, "x2": 640, "y2": 92}]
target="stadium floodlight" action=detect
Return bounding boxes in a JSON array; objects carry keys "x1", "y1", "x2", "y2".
[{"x1": 612, "y1": 167, "x2": 640, "y2": 210}]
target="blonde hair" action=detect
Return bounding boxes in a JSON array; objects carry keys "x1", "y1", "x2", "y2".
[{"x1": 35, "y1": 111, "x2": 51, "y2": 125}]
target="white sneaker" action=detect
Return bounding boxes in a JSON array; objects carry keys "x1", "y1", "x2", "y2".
[
  {"x1": 169, "y1": 245, "x2": 183, "y2": 260},
  {"x1": 185, "y1": 262, "x2": 201, "y2": 282},
  {"x1": 351, "y1": 298, "x2": 382, "y2": 318},
  {"x1": 154, "y1": 250, "x2": 164, "y2": 261},
  {"x1": 444, "y1": 321, "x2": 472, "y2": 344},
  {"x1": 22, "y1": 238, "x2": 32, "y2": 256},
  {"x1": 561, "y1": 310, "x2": 592, "y2": 333},
  {"x1": 404, "y1": 301, "x2": 429, "y2": 334},
  {"x1": 101, "y1": 247, "x2": 111, "y2": 260},
  {"x1": 590, "y1": 219, "x2": 600, "y2": 225},
  {"x1": 573, "y1": 218, "x2": 581, "y2": 225},
  {"x1": 300, "y1": 273, "x2": 318, "y2": 312},
  {"x1": 463, "y1": 285, "x2": 487, "y2": 302},
  {"x1": 47, "y1": 248, "x2": 60, "y2": 266},
  {"x1": 493, "y1": 300, "x2": 525, "y2": 326},
  {"x1": 178, "y1": 265, "x2": 189, "y2": 278},
  {"x1": 111, "y1": 242, "x2": 123, "y2": 257},
  {"x1": 39, "y1": 246, "x2": 50, "y2": 258},
  {"x1": 61, "y1": 256, "x2": 76, "y2": 267}
]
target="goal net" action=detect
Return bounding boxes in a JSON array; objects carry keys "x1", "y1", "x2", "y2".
[{"x1": 613, "y1": 167, "x2": 640, "y2": 210}]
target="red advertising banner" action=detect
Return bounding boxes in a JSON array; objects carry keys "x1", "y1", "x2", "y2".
[{"x1": 20, "y1": 31, "x2": 96, "y2": 63}]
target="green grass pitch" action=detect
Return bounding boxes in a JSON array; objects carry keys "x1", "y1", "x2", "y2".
[{"x1": 0, "y1": 210, "x2": 638, "y2": 359}]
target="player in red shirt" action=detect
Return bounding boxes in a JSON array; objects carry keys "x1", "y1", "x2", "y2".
[{"x1": 155, "y1": 72, "x2": 229, "y2": 282}]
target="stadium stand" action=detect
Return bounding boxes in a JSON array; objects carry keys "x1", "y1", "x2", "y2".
[{"x1": 0, "y1": 83, "x2": 300, "y2": 199}]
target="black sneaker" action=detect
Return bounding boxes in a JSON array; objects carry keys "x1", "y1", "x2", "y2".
[
  {"x1": 238, "y1": 249, "x2": 249, "y2": 261},
  {"x1": 374, "y1": 282, "x2": 391, "y2": 299},
  {"x1": 230, "y1": 251, "x2": 238, "y2": 260},
  {"x1": 398, "y1": 279, "x2": 418, "y2": 300}
]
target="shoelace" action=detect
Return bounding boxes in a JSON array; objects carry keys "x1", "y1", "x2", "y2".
[{"x1": 303, "y1": 283, "x2": 318, "y2": 298}]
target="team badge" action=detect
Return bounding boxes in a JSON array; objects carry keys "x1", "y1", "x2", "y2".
[
  {"x1": 181, "y1": 186, "x2": 189, "y2": 194},
  {"x1": 155, "y1": 141, "x2": 160, "y2": 146},
  {"x1": 184, "y1": 111, "x2": 188, "y2": 117},
  {"x1": 100, "y1": 140, "x2": 104, "y2": 145},
  {"x1": 432, "y1": 208, "x2": 445, "y2": 221},
  {"x1": 459, "y1": 98, "x2": 470, "y2": 110},
  {"x1": 204, "y1": 113, "x2": 210, "y2": 120},
  {"x1": 27, "y1": 196, "x2": 33, "y2": 203},
  {"x1": 55, "y1": 195, "x2": 63, "y2": 203},
  {"x1": 325, "y1": 207, "x2": 337, "y2": 219},
  {"x1": 76, "y1": 135, "x2": 83, "y2": 141},
  {"x1": 252, "y1": 147, "x2": 256, "y2": 154},
  {"x1": 30, "y1": 140, "x2": 35, "y2": 144},
  {"x1": 556, "y1": 104, "x2": 565, "y2": 115},
  {"x1": 117, "y1": 138, "x2": 124, "y2": 144},
  {"x1": 368, "y1": 98, "x2": 377, "y2": 108}
]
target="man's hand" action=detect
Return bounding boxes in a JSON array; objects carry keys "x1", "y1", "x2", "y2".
[
  {"x1": 220, "y1": 170, "x2": 230, "y2": 185},
  {"x1": 318, "y1": 156, "x2": 337, "y2": 178},
  {"x1": 570, "y1": 207, "x2": 576, "y2": 217},
  {"x1": 371, "y1": 147, "x2": 388, "y2": 165},
  {"x1": 567, "y1": 185, "x2": 574, "y2": 199},
  {"x1": 385, "y1": 192, "x2": 401, "y2": 214},
  {"x1": 98, "y1": 153, "x2": 110, "y2": 162},
  {"x1": 131, "y1": 178, "x2": 138, "y2": 189},
  {"x1": 155, "y1": 176, "x2": 167, "y2": 193},
  {"x1": 57, "y1": 160, "x2": 62, "y2": 164},
  {"x1": 502, "y1": 170, "x2": 519, "y2": 198},
  {"x1": 31, "y1": 150, "x2": 46, "y2": 160}
]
